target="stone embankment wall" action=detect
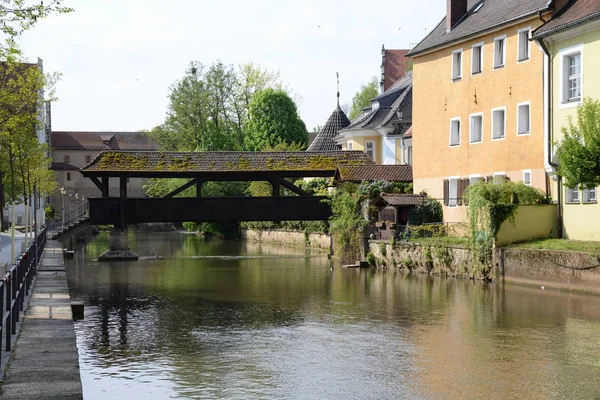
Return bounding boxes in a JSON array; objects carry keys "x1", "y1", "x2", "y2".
[
  {"x1": 369, "y1": 241, "x2": 474, "y2": 278},
  {"x1": 369, "y1": 240, "x2": 600, "y2": 293},
  {"x1": 241, "y1": 229, "x2": 331, "y2": 250},
  {"x1": 495, "y1": 248, "x2": 600, "y2": 293}
]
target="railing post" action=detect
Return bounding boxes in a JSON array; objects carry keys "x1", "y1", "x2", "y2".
[
  {"x1": 0, "y1": 282, "x2": 4, "y2": 359},
  {"x1": 6, "y1": 273, "x2": 12, "y2": 348},
  {"x1": 12, "y1": 268, "x2": 18, "y2": 332}
]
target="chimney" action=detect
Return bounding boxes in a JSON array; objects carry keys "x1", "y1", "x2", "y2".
[{"x1": 446, "y1": 0, "x2": 468, "y2": 32}]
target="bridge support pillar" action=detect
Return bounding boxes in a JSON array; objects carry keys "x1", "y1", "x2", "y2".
[{"x1": 98, "y1": 229, "x2": 138, "y2": 262}]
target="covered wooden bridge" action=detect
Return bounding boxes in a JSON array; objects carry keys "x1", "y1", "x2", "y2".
[{"x1": 80, "y1": 150, "x2": 375, "y2": 227}]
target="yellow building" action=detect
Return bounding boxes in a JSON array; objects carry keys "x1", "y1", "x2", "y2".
[
  {"x1": 407, "y1": 0, "x2": 567, "y2": 222},
  {"x1": 335, "y1": 72, "x2": 413, "y2": 165},
  {"x1": 534, "y1": 0, "x2": 600, "y2": 240}
]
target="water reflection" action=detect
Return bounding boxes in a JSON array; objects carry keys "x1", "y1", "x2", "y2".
[{"x1": 66, "y1": 232, "x2": 600, "y2": 399}]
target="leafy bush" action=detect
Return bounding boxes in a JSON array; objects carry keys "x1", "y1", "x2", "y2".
[
  {"x1": 366, "y1": 252, "x2": 377, "y2": 266},
  {"x1": 408, "y1": 196, "x2": 443, "y2": 225}
]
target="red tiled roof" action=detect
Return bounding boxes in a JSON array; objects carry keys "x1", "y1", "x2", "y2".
[
  {"x1": 533, "y1": 0, "x2": 600, "y2": 38},
  {"x1": 380, "y1": 193, "x2": 425, "y2": 206},
  {"x1": 335, "y1": 164, "x2": 413, "y2": 182},
  {"x1": 383, "y1": 49, "x2": 410, "y2": 91},
  {"x1": 51, "y1": 131, "x2": 158, "y2": 151}
]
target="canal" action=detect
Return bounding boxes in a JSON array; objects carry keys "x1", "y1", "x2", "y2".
[{"x1": 66, "y1": 231, "x2": 600, "y2": 399}]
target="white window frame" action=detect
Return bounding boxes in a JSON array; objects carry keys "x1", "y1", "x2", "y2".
[
  {"x1": 448, "y1": 176, "x2": 460, "y2": 207},
  {"x1": 469, "y1": 112, "x2": 483, "y2": 144},
  {"x1": 452, "y1": 48, "x2": 463, "y2": 81},
  {"x1": 491, "y1": 106, "x2": 506, "y2": 141},
  {"x1": 469, "y1": 174, "x2": 483, "y2": 185},
  {"x1": 365, "y1": 140, "x2": 376, "y2": 161},
  {"x1": 449, "y1": 117, "x2": 461, "y2": 147},
  {"x1": 522, "y1": 170, "x2": 532, "y2": 186},
  {"x1": 583, "y1": 187, "x2": 597, "y2": 203},
  {"x1": 517, "y1": 27, "x2": 531, "y2": 63},
  {"x1": 347, "y1": 141, "x2": 353, "y2": 150},
  {"x1": 407, "y1": 145, "x2": 413, "y2": 165},
  {"x1": 559, "y1": 44, "x2": 584, "y2": 109},
  {"x1": 516, "y1": 101, "x2": 531, "y2": 136},
  {"x1": 493, "y1": 35, "x2": 506, "y2": 69},
  {"x1": 566, "y1": 187, "x2": 580, "y2": 204},
  {"x1": 471, "y1": 42, "x2": 484, "y2": 74},
  {"x1": 493, "y1": 172, "x2": 506, "y2": 184}
]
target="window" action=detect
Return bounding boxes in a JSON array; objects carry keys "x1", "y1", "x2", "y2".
[
  {"x1": 470, "y1": 113, "x2": 483, "y2": 143},
  {"x1": 567, "y1": 187, "x2": 580, "y2": 203},
  {"x1": 407, "y1": 146, "x2": 412, "y2": 165},
  {"x1": 449, "y1": 178, "x2": 459, "y2": 207},
  {"x1": 365, "y1": 141, "x2": 375, "y2": 160},
  {"x1": 450, "y1": 118, "x2": 461, "y2": 146},
  {"x1": 64, "y1": 155, "x2": 70, "y2": 163},
  {"x1": 472, "y1": 43, "x2": 483, "y2": 74},
  {"x1": 469, "y1": 175, "x2": 482, "y2": 185},
  {"x1": 493, "y1": 35, "x2": 506, "y2": 69},
  {"x1": 522, "y1": 170, "x2": 531, "y2": 186},
  {"x1": 452, "y1": 49, "x2": 463, "y2": 80},
  {"x1": 567, "y1": 53, "x2": 581, "y2": 101},
  {"x1": 517, "y1": 28, "x2": 530, "y2": 62},
  {"x1": 492, "y1": 107, "x2": 506, "y2": 140},
  {"x1": 584, "y1": 188, "x2": 597, "y2": 203},
  {"x1": 86, "y1": 155, "x2": 92, "y2": 164},
  {"x1": 347, "y1": 141, "x2": 353, "y2": 150},
  {"x1": 67, "y1": 172, "x2": 71, "y2": 181},
  {"x1": 517, "y1": 102, "x2": 530, "y2": 135},
  {"x1": 560, "y1": 45, "x2": 583, "y2": 105}
]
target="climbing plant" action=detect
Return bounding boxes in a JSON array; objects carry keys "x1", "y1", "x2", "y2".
[
  {"x1": 327, "y1": 183, "x2": 366, "y2": 263},
  {"x1": 464, "y1": 181, "x2": 548, "y2": 277}
]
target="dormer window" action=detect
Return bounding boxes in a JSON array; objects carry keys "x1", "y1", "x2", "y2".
[{"x1": 397, "y1": 109, "x2": 403, "y2": 120}]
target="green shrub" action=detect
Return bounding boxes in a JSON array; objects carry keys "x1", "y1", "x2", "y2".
[
  {"x1": 379, "y1": 242, "x2": 387, "y2": 257},
  {"x1": 366, "y1": 252, "x2": 377, "y2": 267}
]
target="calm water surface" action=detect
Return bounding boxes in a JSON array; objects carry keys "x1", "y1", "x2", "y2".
[{"x1": 66, "y1": 231, "x2": 600, "y2": 399}]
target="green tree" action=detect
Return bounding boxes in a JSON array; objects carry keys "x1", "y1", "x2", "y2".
[
  {"x1": 244, "y1": 88, "x2": 308, "y2": 151},
  {"x1": 348, "y1": 76, "x2": 378, "y2": 120},
  {"x1": 0, "y1": 56, "x2": 57, "y2": 259},
  {"x1": 556, "y1": 97, "x2": 600, "y2": 189},
  {"x1": 0, "y1": 1, "x2": 73, "y2": 54}
]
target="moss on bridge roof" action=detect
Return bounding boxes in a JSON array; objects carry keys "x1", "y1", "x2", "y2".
[{"x1": 81, "y1": 151, "x2": 375, "y2": 175}]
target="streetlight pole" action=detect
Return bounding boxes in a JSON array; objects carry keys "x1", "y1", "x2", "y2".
[{"x1": 75, "y1": 193, "x2": 79, "y2": 222}]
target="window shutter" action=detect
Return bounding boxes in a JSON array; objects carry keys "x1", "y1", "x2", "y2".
[
  {"x1": 460, "y1": 178, "x2": 470, "y2": 205},
  {"x1": 443, "y1": 179, "x2": 449, "y2": 206}
]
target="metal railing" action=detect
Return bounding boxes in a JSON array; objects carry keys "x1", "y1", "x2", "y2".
[{"x1": 0, "y1": 226, "x2": 47, "y2": 359}]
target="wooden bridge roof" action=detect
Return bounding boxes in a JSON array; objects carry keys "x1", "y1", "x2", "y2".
[{"x1": 80, "y1": 150, "x2": 375, "y2": 178}]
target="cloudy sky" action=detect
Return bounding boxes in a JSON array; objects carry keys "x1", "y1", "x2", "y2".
[{"x1": 19, "y1": 0, "x2": 445, "y2": 133}]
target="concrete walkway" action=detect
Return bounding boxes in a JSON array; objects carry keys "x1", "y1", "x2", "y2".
[{"x1": 0, "y1": 241, "x2": 83, "y2": 399}]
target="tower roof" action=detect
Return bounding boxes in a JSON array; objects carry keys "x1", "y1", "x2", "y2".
[{"x1": 306, "y1": 106, "x2": 351, "y2": 152}]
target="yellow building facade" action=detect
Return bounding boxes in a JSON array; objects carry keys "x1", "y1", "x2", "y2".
[
  {"x1": 536, "y1": 5, "x2": 600, "y2": 240},
  {"x1": 410, "y1": 13, "x2": 550, "y2": 222}
]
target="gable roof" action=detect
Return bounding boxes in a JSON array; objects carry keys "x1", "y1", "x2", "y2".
[
  {"x1": 379, "y1": 193, "x2": 425, "y2": 206},
  {"x1": 337, "y1": 72, "x2": 412, "y2": 136},
  {"x1": 81, "y1": 151, "x2": 375, "y2": 178},
  {"x1": 334, "y1": 164, "x2": 413, "y2": 183},
  {"x1": 533, "y1": 0, "x2": 600, "y2": 38},
  {"x1": 52, "y1": 131, "x2": 158, "y2": 151},
  {"x1": 407, "y1": 0, "x2": 551, "y2": 57},
  {"x1": 307, "y1": 105, "x2": 351, "y2": 151}
]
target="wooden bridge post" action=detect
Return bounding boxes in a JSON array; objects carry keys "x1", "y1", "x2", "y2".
[
  {"x1": 102, "y1": 177, "x2": 109, "y2": 198},
  {"x1": 271, "y1": 180, "x2": 280, "y2": 197},
  {"x1": 196, "y1": 180, "x2": 204, "y2": 197},
  {"x1": 119, "y1": 177, "x2": 127, "y2": 230}
]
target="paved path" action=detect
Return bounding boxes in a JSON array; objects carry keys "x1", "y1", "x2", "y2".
[{"x1": 0, "y1": 241, "x2": 83, "y2": 399}]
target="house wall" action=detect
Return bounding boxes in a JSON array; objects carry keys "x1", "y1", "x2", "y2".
[
  {"x1": 413, "y1": 17, "x2": 547, "y2": 223},
  {"x1": 548, "y1": 25, "x2": 600, "y2": 240},
  {"x1": 342, "y1": 135, "x2": 382, "y2": 164},
  {"x1": 495, "y1": 205, "x2": 558, "y2": 247},
  {"x1": 50, "y1": 149, "x2": 150, "y2": 213}
]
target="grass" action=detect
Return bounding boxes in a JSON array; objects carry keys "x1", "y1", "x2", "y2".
[
  {"x1": 409, "y1": 236, "x2": 470, "y2": 247},
  {"x1": 508, "y1": 238, "x2": 600, "y2": 255}
]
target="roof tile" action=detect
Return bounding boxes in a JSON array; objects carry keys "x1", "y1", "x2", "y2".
[{"x1": 336, "y1": 164, "x2": 413, "y2": 182}]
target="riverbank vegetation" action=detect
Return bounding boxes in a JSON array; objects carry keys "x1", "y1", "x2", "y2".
[{"x1": 508, "y1": 239, "x2": 600, "y2": 256}]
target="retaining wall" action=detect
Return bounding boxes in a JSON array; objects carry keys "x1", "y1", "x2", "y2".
[
  {"x1": 369, "y1": 240, "x2": 600, "y2": 293},
  {"x1": 495, "y1": 248, "x2": 600, "y2": 293},
  {"x1": 241, "y1": 229, "x2": 331, "y2": 250},
  {"x1": 495, "y1": 205, "x2": 557, "y2": 246}
]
